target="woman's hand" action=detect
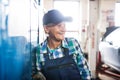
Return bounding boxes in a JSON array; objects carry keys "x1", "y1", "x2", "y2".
[{"x1": 32, "y1": 72, "x2": 46, "y2": 80}]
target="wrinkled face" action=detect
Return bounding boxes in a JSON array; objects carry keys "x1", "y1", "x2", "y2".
[{"x1": 44, "y1": 22, "x2": 66, "y2": 41}]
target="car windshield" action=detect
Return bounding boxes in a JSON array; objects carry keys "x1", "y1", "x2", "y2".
[
  {"x1": 102, "y1": 27, "x2": 119, "y2": 41},
  {"x1": 104, "y1": 27, "x2": 120, "y2": 47}
]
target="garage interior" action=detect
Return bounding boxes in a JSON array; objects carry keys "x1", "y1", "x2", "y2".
[{"x1": 0, "y1": 0, "x2": 120, "y2": 80}]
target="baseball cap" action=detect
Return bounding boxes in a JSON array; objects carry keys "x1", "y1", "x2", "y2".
[{"x1": 43, "y1": 9, "x2": 72, "y2": 25}]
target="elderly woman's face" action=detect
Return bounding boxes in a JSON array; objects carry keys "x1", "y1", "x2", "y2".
[{"x1": 44, "y1": 22, "x2": 66, "y2": 41}]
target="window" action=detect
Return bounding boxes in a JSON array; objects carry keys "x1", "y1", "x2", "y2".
[
  {"x1": 115, "y1": 3, "x2": 120, "y2": 26},
  {"x1": 54, "y1": 0, "x2": 81, "y2": 41}
]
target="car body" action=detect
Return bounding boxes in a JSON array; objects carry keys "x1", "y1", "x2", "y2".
[{"x1": 98, "y1": 27, "x2": 120, "y2": 72}]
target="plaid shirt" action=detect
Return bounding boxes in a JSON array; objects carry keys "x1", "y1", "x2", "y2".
[{"x1": 36, "y1": 37, "x2": 91, "y2": 80}]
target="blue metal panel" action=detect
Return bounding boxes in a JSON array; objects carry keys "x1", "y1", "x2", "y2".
[
  {"x1": 0, "y1": 0, "x2": 33, "y2": 80},
  {"x1": 0, "y1": 36, "x2": 32, "y2": 80},
  {"x1": 0, "y1": 26, "x2": 32, "y2": 79},
  {"x1": 0, "y1": 0, "x2": 42, "y2": 79}
]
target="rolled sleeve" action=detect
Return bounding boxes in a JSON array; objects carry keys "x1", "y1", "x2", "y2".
[{"x1": 74, "y1": 39, "x2": 91, "y2": 79}]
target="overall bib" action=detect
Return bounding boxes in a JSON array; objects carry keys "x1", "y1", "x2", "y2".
[{"x1": 41, "y1": 48, "x2": 81, "y2": 80}]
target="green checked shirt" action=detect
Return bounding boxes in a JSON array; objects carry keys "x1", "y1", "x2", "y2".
[{"x1": 36, "y1": 37, "x2": 91, "y2": 80}]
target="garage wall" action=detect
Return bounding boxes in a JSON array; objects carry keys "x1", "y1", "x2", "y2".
[
  {"x1": 98, "y1": 0, "x2": 116, "y2": 33},
  {"x1": 43, "y1": 0, "x2": 53, "y2": 11}
]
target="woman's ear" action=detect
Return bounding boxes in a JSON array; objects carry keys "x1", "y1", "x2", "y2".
[{"x1": 44, "y1": 26, "x2": 49, "y2": 34}]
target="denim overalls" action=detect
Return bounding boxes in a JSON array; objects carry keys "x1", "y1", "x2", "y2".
[{"x1": 41, "y1": 48, "x2": 81, "y2": 80}]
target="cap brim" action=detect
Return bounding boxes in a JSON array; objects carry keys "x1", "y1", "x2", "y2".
[{"x1": 64, "y1": 16, "x2": 73, "y2": 22}]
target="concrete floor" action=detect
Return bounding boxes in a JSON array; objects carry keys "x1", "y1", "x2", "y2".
[
  {"x1": 97, "y1": 68, "x2": 120, "y2": 80},
  {"x1": 98, "y1": 73, "x2": 120, "y2": 80}
]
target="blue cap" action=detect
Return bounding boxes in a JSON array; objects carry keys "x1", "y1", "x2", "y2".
[{"x1": 43, "y1": 9, "x2": 72, "y2": 25}]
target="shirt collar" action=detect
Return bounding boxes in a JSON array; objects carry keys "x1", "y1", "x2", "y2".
[
  {"x1": 62, "y1": 38, "x2": 69, "y2": 48},
  {"x1": 40, "y1": 38, "x2": 69, "y2": 53}
]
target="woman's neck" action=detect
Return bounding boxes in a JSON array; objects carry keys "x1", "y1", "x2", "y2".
[{"x1": 47, "y1": 38, "x2": 61, "y2": 49}]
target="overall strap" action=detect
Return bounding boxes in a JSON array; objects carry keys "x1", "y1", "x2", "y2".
[{"x1": 63, "y1": 47, "x2": 69, "y2": 56}]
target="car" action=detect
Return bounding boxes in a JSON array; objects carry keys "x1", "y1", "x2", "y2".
[{"x1": 97, "y1": 26, "x2": 120, "y2": 72}]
